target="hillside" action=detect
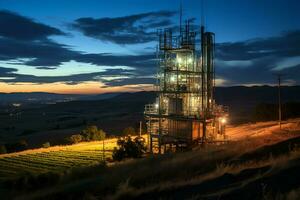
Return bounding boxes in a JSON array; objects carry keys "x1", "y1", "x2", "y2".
[
  {"x1": 0, "y1": 138, "x2": 117, "y2": 184},
  {"x1": 1, "y1": 86, "x2": 300, "y2": 147},
  {"x1": 1, "y1": 119, "x2": 300, "y2": 199}
]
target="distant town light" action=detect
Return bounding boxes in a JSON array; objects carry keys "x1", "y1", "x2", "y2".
[
  {"x1": 188, "y1": 57, "x2": 193, "y2": 64},
  {"x1": 155, "y1": 103, "x2": 159, "y2": 109},
  {"x1": 12, "y1": 103, "x2": 21, "y2": 107}
]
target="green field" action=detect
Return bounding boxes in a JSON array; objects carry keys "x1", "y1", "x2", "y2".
[{"x1": 0, "y1": 139, "x2": 117, "y2": 182}]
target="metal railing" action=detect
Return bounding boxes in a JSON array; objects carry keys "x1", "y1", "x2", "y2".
[{"x1": 144, "y1": 104, "x2": 158, "y2": 115}]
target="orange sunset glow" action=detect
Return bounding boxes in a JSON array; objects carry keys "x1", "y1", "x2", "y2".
[{"x1": 0, "y1": 82, "x2": 153, "y2": 94}]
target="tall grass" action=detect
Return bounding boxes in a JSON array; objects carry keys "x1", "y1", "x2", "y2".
[{"x1": 2, "y1": 123, "x2": 300, "y2": 199}]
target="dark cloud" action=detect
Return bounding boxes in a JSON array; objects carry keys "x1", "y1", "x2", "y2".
[
  {"x1": 0, "y1": 64, "x2": 156, "y2": 87},
  {"x1": 216, "y1": 30, "x2": 300, "y2": 61},
  {"x1": 0, "y1": 10, "x2": 157, "y2": 71},
  {"x1": 101, "y1": 77, "x2": 155, "y2": 88},
  {"x1": 2, "y1": 28, "x2": 300, "y2": 86},
  {"x1": 0, "y1": 66, "x2": 17, "y2": 75},
  {"x1": 71, "y1": 11, "x2": 176, "y2": 44},
  {"x1": 0, "y1": 68, "x2": 134, "y2": 84},
  {"x1": 0, "y1": 35, "x2": 156, "y2": 69},
  {"x1": 77, "y1": 53, "x2": 155, "y2": 71},
  {"x1": 217, "y1": 57, "x2": 276, "y2": 85},
  {"x1": 0, "y1": 9, "x2": 299, "y2": 87},
  {"x1": 0, "y1": 37, "x2": 77, "y2": 66},
  {"x1": 215, "y1": 30, "x2": 300, "y2": 85},
  {"x1": 217, "y1": 61, "x2": 300, "y2": 86},
  {"x1": 102, "y1": 30, "x2": 300, "y2": 87},
  {"x1": 0, "y1": 10, "x2": 65, "y2": 41},
  {"x1": 35, "y1": 66, "x2": 59, "y2": 70},
  {"x1": 0, "y1": 10, "x2": 160, "y2": 88}
]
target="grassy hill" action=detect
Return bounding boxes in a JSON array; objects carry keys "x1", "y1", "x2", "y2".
[{"x1": 1, "y1": 119, "x2": 300, "y2": 199}]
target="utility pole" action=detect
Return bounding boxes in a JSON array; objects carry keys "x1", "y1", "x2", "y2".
[
  {"x1": 139, "y1": 121, "x2": 142, "y2": 137},
  {"x1": 275, "y1": 74, "x2": 284, "y2": 129},
  {"x1": 102, "y1": 139, "x2": 105, "y2": 162}
]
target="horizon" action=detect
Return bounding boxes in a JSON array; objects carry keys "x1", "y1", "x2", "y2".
[
  {"x1": 1, "y1": 84, "x2": 299, "y2": 95},
  {"x1": 0, "y1": 0, "x2": 299, "y2": 94}
]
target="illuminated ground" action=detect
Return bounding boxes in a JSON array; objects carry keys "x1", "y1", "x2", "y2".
[
  {"x1": 1, "y1": 120, "x2": 299, "y2": 183},
  {"x1": 1, "y1": 120, "x2": 300, "y2": 199},
  {"x1": 227, "y1": 118, "x2": 300, "y2": 140},
  {"x1": 0, "y1": 139, "x2": 117, "y2": 182}
]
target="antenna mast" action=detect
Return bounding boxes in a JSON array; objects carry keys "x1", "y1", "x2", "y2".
[
  {"x1": 201, "y1": 0, "x2": 204, "y2": 27},
  {"x1": 179, "y1": 0, "x2": 182, "y2": 36}
]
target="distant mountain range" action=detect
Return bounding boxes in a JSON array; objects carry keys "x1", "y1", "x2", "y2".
[
  {"x1": 1, "y1": 86, "x2": 299, "y2": 106},
  {"x1": 105, "y1": 85, "x2": 300, "y2": 107},
  {"x1": 1, "y1": 86, "x2": 299, "y2": 146},
  {"x1": 0, "y1": 92, "x2": 81, "y2": 104},
  {"x1": 0, "y1": 92, "x2": 123, "y2": 105},
  {"x1": 215, "y1": 86, "x2": 300, "y2": 104}
]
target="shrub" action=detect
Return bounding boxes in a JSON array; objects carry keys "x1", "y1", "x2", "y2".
[
  {"x1": 112, "y1": 147, "x2": 126, "y2": 161},
  {"x1": 69, "y1": 134, "x2": 83, "y2": 144},
  {"x1": 82, "y1": 125, "x2": 106, "y2": 141},
  {"x1": 122, "y1": 127, "x2": 136, "y2": 136},
  {"x1": 112, "y1": 136, "x2": 146, "y2": 161},
  {"x1": 42, "y1": 142, "x2": 50, "y2": 148},
  {"x1": 0, "y1": 145, "x2": 7, "y2": 154},
  {"x1": 6, "y1": 140, "x2": 28, "y2": 153},
  {"x1": 19, "y1": 140, "x2": 28, "y2": 145}
]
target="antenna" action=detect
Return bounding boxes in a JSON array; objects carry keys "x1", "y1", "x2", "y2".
[
  {"x1": 179, "y1": 0, "x2": 182, "y2": 36},
  {"x1": 201, "y1": 0, "x2": 204, "y2": 27}
]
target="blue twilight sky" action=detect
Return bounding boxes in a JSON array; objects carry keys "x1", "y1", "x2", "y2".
[{"x1": 0, "y1": 0, "x2": 299, "y2": 93}]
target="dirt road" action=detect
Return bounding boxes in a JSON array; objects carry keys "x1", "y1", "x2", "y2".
[{"x1": 227, "y1": 118, "x2": 300, "y2": 140}]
